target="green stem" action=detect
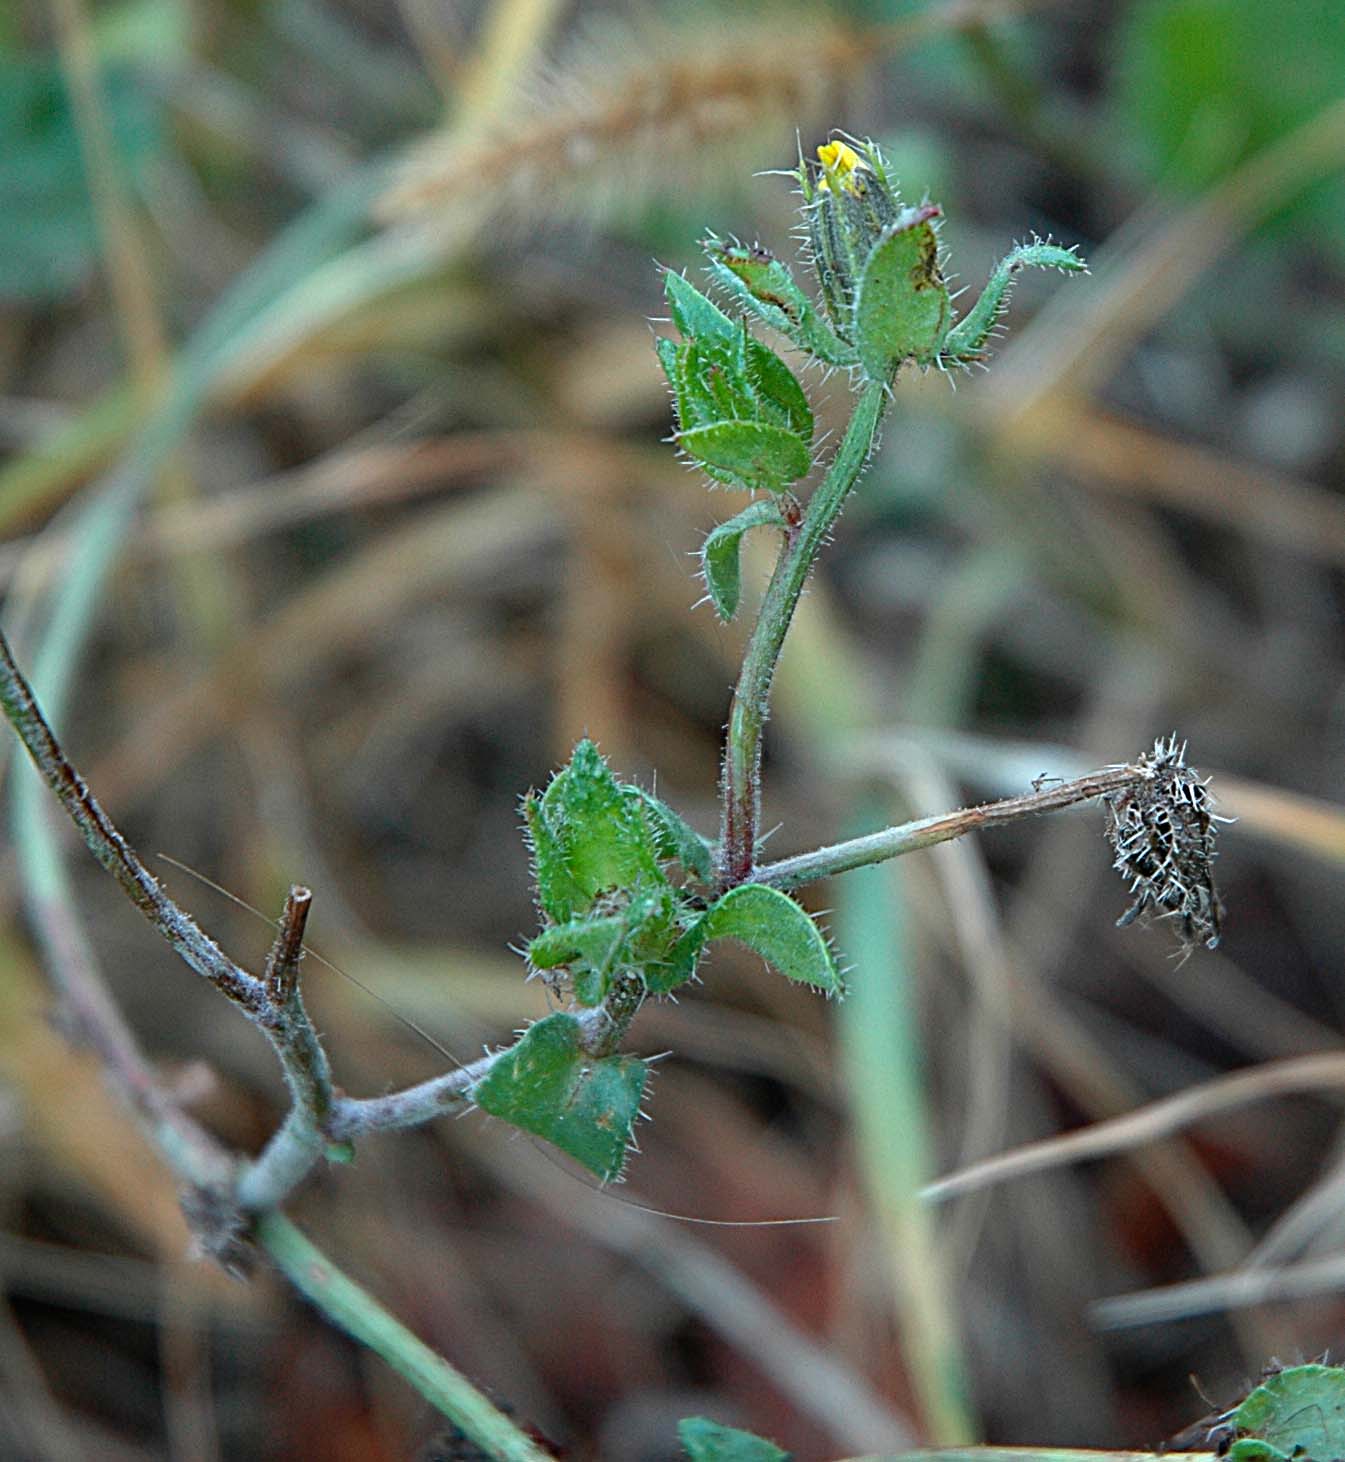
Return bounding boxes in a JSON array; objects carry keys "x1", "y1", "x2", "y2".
[
  {"x1": 256, "y1": 1213, "x2": 553, "y2": 1461},
  {"x1": 751, "y1": 765, "x2": 1142, "y2": 891},
  {"x1": 719, "y1": 380, "x2": 888, "y2": 887}
]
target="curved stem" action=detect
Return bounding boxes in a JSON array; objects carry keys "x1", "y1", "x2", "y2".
[
  {"x1": 256, "y1": 1213, "x2": 554, "y2": 1461},
  {"x1": 719, "y1": 380, "x2": 888, "y2": 887},
  {"x1": 0, "y1": 629, "x2": 265, "y2": 1012}
]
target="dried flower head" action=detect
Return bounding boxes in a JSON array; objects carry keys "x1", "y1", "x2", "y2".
[{"x1": 1105, "y1": 735, "x2": 1229, "y2": 959}]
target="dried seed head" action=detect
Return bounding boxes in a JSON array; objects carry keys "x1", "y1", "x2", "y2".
[{"x1": 1105, "y1": 735, "x2": 1228, "y2": 959}]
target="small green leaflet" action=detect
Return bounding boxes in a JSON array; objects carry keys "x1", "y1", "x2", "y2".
[
  {"x1": 701, "y1": 499, "x2": 786, "y2": 621},
  {"x1": 657, "y1": 271, "x2": 813, "y2": 494},
  {"x1": 942, "y1": 239, "x2": 1086, "y2": 363},
  {"x1": 633, "y1": 789, "x2": 715, "y2": 880},
  {"x1": 853, "y1": 206, "x2": 949, "y2": 381},
  {"x1": 649, "y1": 883, "x2": 843, "y2": 996},
  {"x1": 675, "y1": 421, "x2": 811, "y2": 496},
  {"x1": 526, "y1": 740, "x2": 666, "y2": 923},
  {"x1": 678, "y1": 1416, "x2": 790, "y2": 1461},
  {"x1": 703, "y1": 237, "x2": 857, "y2": 367},
  {"x1": 471, "y1": 1014, "x2": 647, "y2": 1183},
  {"x1": 1226, "y1": 1363, "x2": 1345, "y2": 1461},
  {"x1": 526, "y1": 913, "x2": 631, "y2": 1005}
]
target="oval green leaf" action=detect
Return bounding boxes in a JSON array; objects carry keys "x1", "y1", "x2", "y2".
[
  {"x1": 1230, "y1": 1363, "x2": 1345, "y2": 1461},
  {"x1": 664, "y1": 269, "x2": 735, "y2": 346},
  {"x1": 745, "y1": 339, "x2": 813, "y2": 440},
  {"x1": 854, "y1": 207, "x2": 949, "y2": 380},
  {"x1": 661, "y1": 883, "x2": 842, "y2": 996},
  {"x1": 676, "y1": 421, "x2": 811, "y2": 494},
  {"x1": 633, "y1": 789, "x2": 715, "y2": 880},
  {"x1": 471, "y1": 1013, "x2": 647, "y2": 1182}
]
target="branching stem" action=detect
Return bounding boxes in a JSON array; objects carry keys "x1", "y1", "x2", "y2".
[{"x1": 719, "y1": 380, "x2": 888, "y2": 887}]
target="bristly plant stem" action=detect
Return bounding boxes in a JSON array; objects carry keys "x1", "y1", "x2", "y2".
[
  {"x1": 751, "y1": 766, "x2": 1145, "y2": 892},
  {"x1": 719, "y1": 379, "x2": 888, "y2": 888},
  {"x1": 256, "y1": 1213, "x2": 555, "y2": 1462},
  {"x1": 0, "y1": 629, "x2": 265, "y2": 1012}
]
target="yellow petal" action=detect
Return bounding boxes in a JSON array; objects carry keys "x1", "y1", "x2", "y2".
[{"x1": 817, "y1": 139, "x2": 866, "y2": 194}]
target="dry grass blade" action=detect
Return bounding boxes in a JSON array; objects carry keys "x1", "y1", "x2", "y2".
[
  {"x1": 922, "y1": 1052, "x2": 1345, "y2": 1204},
  {"x1": 1093, "y1": 1251, "x2": 1345, "y2": 1330},
  {"x1": 984, "y1": 94, "x2": 1345, "y2": 421},
  {"x1": 1043, "y1": 409, "x2": 1345, "y2": 566}
]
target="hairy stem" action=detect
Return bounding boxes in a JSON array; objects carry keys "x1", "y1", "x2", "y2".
[
  {"x1": 256, "y1": 1212, "x2": 554, "y2": 1461},
  {"x1": 719, "y1": 380, "x2": 888, "y2": 887},
  {"x1": 326, "y1": 1003, "x2": 619, "y2": 1139},
  {"x1": 751, "y1": 766, "x2": 1144, "y2": 891},
  {"x1": 237, "y1": 888, "x2": 336, "y2": 1211},
  {"x1": 0, "y1": 628, "x2": 265, "y2": 1013},
  {"x1": 0, "y1": 626, "x2": 331, "y2": 1213}
]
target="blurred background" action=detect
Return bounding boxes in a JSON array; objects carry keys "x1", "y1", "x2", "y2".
[{"x1": 2, "y1": 0, "x2": 1344, "y2": 1456}]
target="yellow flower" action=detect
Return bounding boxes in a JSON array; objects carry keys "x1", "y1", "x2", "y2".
[{"x1": 816, "y1": 139, "x2": 866, "y2": 195}]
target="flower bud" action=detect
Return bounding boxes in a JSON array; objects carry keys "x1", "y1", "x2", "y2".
[
  {"x1": 798, "y1": 137, "x2": 949, "y2": 381},
  {"x1": 800, "y1": 141, "x2": 897, "y2": 328}
]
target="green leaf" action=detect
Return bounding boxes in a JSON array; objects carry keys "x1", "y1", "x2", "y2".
[
  {"x1": 0, "y1": 57, "x2": 164, "y2": 300},
  {"x1": 743, "y1": 338, "x2": 813, "y2": 441},
  {"x1": 942, "y1": 239, "x2": 1087, "y2": 363},
  {"x1": 704, "y1": 238, "x2": 857, "y2": 366},
  {"x1": 471, "y1": 1014, "x2": 647, "y2": 1182},
  {"x1": 664, "y1": 269, "x2": 737, "y2": 347},
  {"x1": 529, "y1": 741, "x2": 667, "y2": 922},
  {"x1": 657, "y1": 269, "x2": 813, "y2": 487},
  {"x1": 522, "y1": 791, "x2": 589, "y2": 925},
  {"x1": 701, "y1": 499, "x2": 786, "y2": 621},
  {"x1": 678, "y1": 1416, "x2": 790, "y2": 1461},
  {"x1": 1227, "y1": 1362, "x2": 1345, "y2": 1461},
  {"x1": 853, "y1": 205, "x2": 949, "y2": 381},
  {"x1": 675, "y1": 421, "x2": 811, "y2": 494},
  {"x1": 659, "y1": 883, "x2": 843, "y2": 997},
  {"x1": 527, "y1": 912, "x2": 632, "y2": 1005},
  {"x1": 1115, "y1": 0, "x2": 1345, "y2": 258},
  {"x1": 528, "y1": 888, "x2": 681, "y2": 1005},
  {"x1": 633, "y1": 789, "x2": 715, "y2": 880}
]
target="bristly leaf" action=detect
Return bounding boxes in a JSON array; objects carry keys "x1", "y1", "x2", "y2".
[
  {"x1": 674, "y1": 421, "x2": 811, "y2": 495},
  {"x1": 853, "y1": 204, "x2": 948, "y2": 381},
  {"x1": 657, "y1": 270, "x2": 813, "y2": 494},
  {"x1": 1225, "y1": 1362, "x2": 1345, "y2": 1462},
  {"x1": 701, "y1": 498, "x2": 786, "y2": 620},
  {"x1": 522, "y1": 792, "x2": 589, "y2": 926},
  {"x1": 664, "y1": 268, "x2": 737, "y2": 346},
  {"x1": 941, "y1": 238, "x2": 1087, "y2": 363},
  {"x1": 654, "y1": 883, "x2": 843, "y2": 996},
  {"x1": 528, "y1": 740, "x2": 667, "y2": 923},
  {"x1": 527, "y1": 913, "x2": 632, "y2": 1004},
  {"x1": 528, "y1": 887, "x2": 680, "y2": 1005},
  {"x1": 743, "y1": 332, "x2": 813, "y2": 440},
  {"x1": 633, "y1": 789, "x2": 715, "y2": 880},
  {"x1": 471, "y1": 1014, "x2": 647, "y2": 1183},
  {"x1": 703, "y1": 236, "x2": 857, "y2": 366},
  {"x1": 678, "y1": 1416, "x2": 790, "y2": 1461}
]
